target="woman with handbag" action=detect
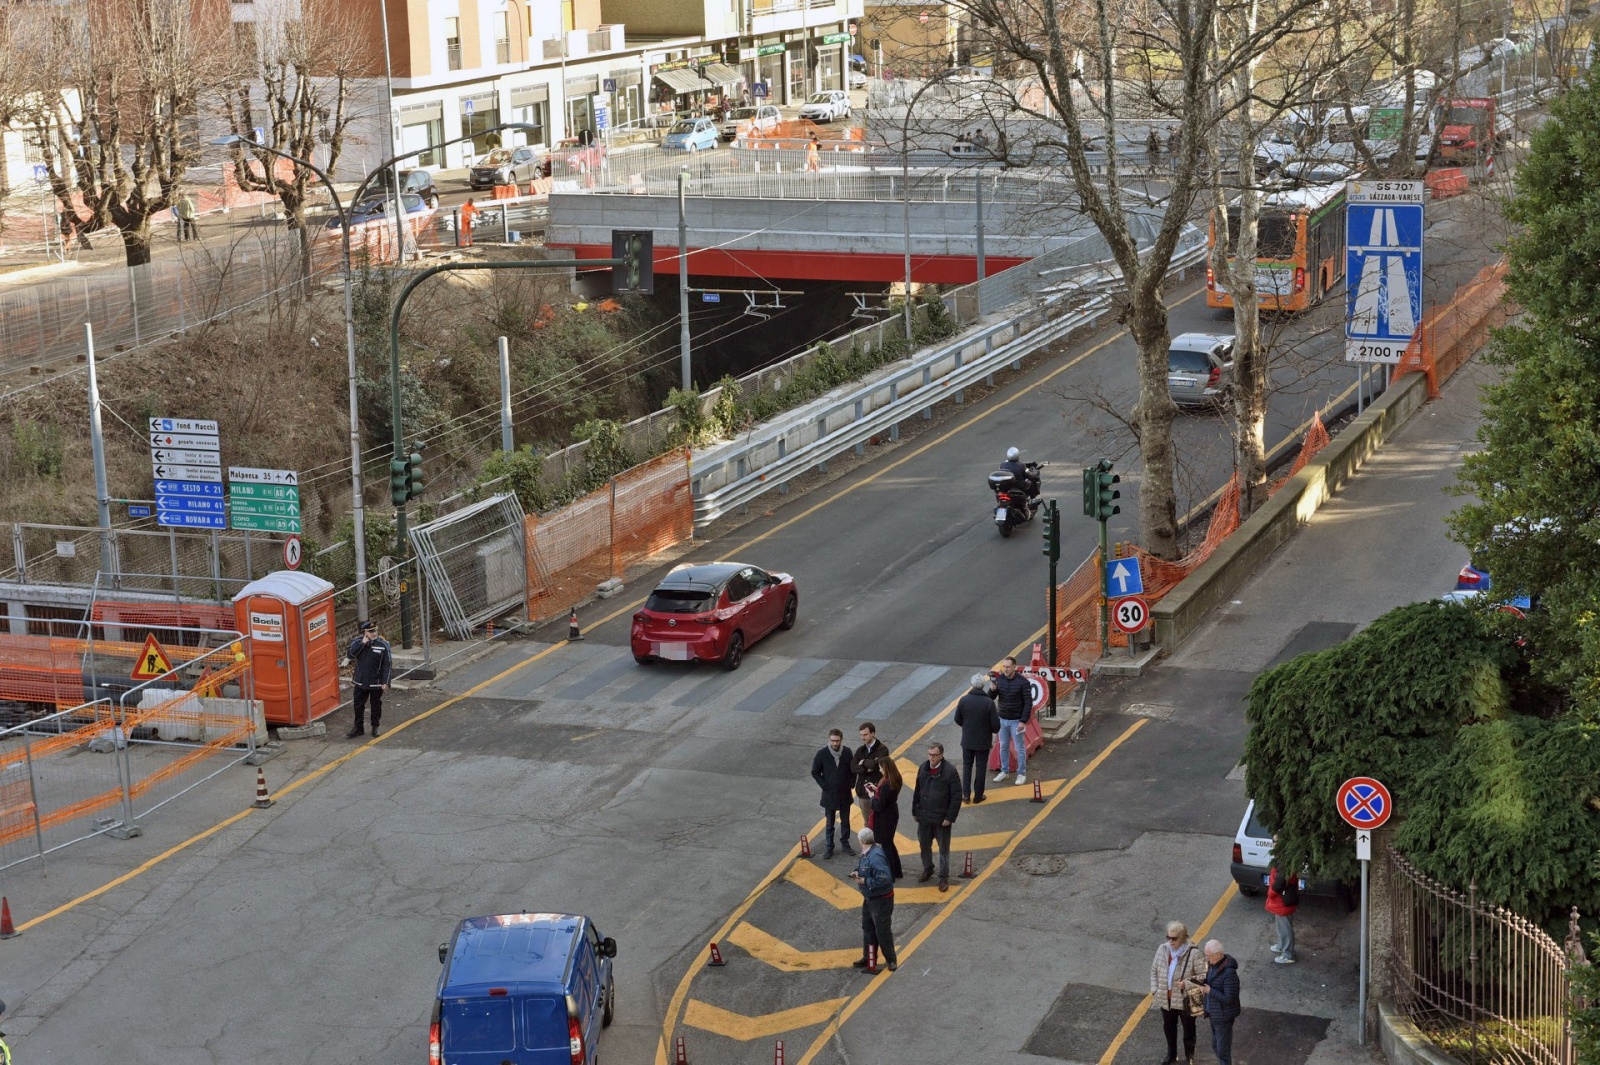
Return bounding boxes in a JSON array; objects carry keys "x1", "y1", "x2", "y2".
[
  {"x1": 1149, "y1": 920, "x2": 1207, "y2": 1065},
  {"x1": 868, "y1": 755, "x2": 904, "y2": 879}
]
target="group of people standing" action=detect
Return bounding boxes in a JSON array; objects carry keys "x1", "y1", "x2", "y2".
[{"x1": 1150, "y1": 927, "x2": 1241, "y2": 1065}]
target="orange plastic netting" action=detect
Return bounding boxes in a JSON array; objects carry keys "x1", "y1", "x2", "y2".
[{"x1": 1394, "y1": 261, "x2": 1510, "y2": 398}]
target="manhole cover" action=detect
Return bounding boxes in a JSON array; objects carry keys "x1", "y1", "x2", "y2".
[
  {"x1": 1124, "y1": 702, "x2": 1175, "y2": 718},
  {"x1": 1015, "y1": 854, "x2": 1068, "y2": 876}
]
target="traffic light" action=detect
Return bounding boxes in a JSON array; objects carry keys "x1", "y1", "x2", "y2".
[
  {"x1": 406, "y1": 448, "x2": 425, "y2": 500},
  {"x1": 1042, "y1": 500, "x2": 1060, "y2": 562},
  {"x1": 612, "y1": 229, "x2": 654, "y2": 295},
  {"x1": 389, "y1": 457, "x2": 409, "y2": 507},
  {"x1": 1092, "y1": 460, "x2": 1121, "y2": 521},
  {"x1": 1082, "y1": 466, "x2": 1097, "y2": 519}
]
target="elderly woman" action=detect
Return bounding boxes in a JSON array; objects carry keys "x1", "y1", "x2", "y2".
[{"x1": 1149, "y1": 920, "x2": 1207, "y2": 1065}]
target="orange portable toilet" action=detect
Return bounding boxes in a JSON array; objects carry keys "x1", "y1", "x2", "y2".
[{"x1": 232, "y1": 571, "x2": 342, "y2": 726}]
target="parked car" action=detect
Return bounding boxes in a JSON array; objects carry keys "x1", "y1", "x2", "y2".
[
  {"x1": 546, "y1": 136, "x2": 607, "y2": 176},
  {"x1": 631, "y1": 562, "x2": 798, "y2": 670},
  {"x1": 374, "y1": 167, "x2": 440, "y2": 208},
  {"x1": 469, "y1": 146, "x2": 541, "y2": 189},
  {"x1": 662, "y1": 116, "x2": 719, "y2": 152},
  {"x1": 431, "y1": 912, "x2": 617, "y2": 1065},
  {"x1": 1231, "y1": 800, "x2": 1357, "y2": 910},
  {"x1": 1167, "y1": 332, "x2": 1236, "y2": 409},
  {"x1": 720, "y1": 103, "x2": 781, "y2": 141},
  {"x1": 798, "y1": 90, "x2": 851, "y2": 123},
  {"x1": 325, "y1": 191, "x2": 429, "y2": 229},
  {"x1": 848, "y1": 69, "x2": 869, "y2": 89}
]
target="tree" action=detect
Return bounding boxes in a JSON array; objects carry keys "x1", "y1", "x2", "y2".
[
  {"x1": 1448, "y1": 72, "x2": 1600, "y2": 721},
  {"x1": 18, "y1": 0, "x2": 232, "y2": 268},
  {"x1": 219, "y1": 0, "x2": 377, "y2": 283},
  {"x1": 0, "y1": 7, "x2": 37, "y2": 246}
]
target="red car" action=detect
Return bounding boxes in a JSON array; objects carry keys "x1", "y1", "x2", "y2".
[{"x1": 631, "y1": 562, "x2": 798, "y2": 670}]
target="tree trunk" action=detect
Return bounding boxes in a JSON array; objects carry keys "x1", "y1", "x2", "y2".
[
  {"x1": 1128, "y1": 273, "x2": 1180, "y2": 558},
  {"x1": 287, "y1": 200, "x2": 312, "y2": 288},
  {"x1": 120, "y1": 222, "x2": 154, "y2": 268}
]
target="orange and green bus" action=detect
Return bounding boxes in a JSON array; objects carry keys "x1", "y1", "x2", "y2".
[{"x1": 1206, "y1": 182, "x2": 1348, "y2": 313}]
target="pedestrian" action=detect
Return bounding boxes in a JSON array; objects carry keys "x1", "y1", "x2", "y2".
[
  {"x1": 810, "y1": 728, "x2": 856, "y2": 858},
  {"x1": 346, "y1": 620, "x2": 392, "y2": 738},
  {"x1": 1167, "y1": 127, "x2": 1182, "y2": 155},
  {"x1": 974, "y1": 127, "x2": 989, "y2": 149},
  {"x1": 1147, "y1": 128, "x2": 1162, "y2": 158},
  {"x1": 867, "y1": 754, "x2": 904, "y2": 878},
  {"x1": 805, "y1": 132, "x2": 821, "y2": 174},
  {"x1": 953, "y1": 673, "x2": 1000, "y2": 803},
  {"x1": 458, "y1": 197, "x2": 478, "y2": 246},
  {"x1": 991, "y1": 655, "x2": 1032, "y2": 785},
  {"x1": 1194, "y1": 939, "x2": 1241, "y2": 1065},
  {"x1": 1266, "y1": 859, "x2": 1300, "y2": 963},
  {"x1": 1151, "y1": 921, "x2": 1207, "y2": 1065},
  {"x1": 0, "y1": 997, "x2": 11, "y2": 1065},
  {"x1": 853, "y1": 722, "x2": 886, "y2": 822},
  {"x1": 178, "y1": 193, "x2": 200, "y2": 241},
  {"x1": 911, "y1": 741, "x2": 961, "y2": 891},
  {"x1": 996, "y1": 128, "x2": 1008, "y2": 156},
  {"x1": 849, "y1": 827, "x2": 898, "y2": 973}
]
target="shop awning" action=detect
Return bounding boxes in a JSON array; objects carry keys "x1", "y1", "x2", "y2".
[
  {"x1": 702, "y1": 62, "x2": 743, "y2": 86},
  {"x1": 655, "y1": 67, "x2": 714, "y2": 95}
]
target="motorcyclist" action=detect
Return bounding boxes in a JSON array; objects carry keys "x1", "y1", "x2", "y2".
[{"x1": 999, "y1": 447, "x2": 1040, "y2": 502}]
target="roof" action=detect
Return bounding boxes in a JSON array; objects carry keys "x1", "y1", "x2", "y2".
[
  {"x1": 440, "y1": 913, "x2": 582, "y2": 997},
  {"x1": 660, "y1": 562, "x2": 743, "y2": 587},
  {"x1": 1261, "y1": 182, "x2": 1346, "y2": 212},
  {"x1": 1170, "y1": 332, "x2": 1234, "y2": 351},
  {"x1": 232, "y1": 570, "x2": 334, "y2": 606}
]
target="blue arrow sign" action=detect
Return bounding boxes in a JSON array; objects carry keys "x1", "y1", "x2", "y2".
[
  {"x1": 1105, "y1": 557, "x2": 1145, "y2": 596},
  {"x1": 154, "y1": 511, "x2": 227, "y2": 529},
  {"x1": 155, "y1": 495, "x2": 226, "y2": 513},
  {"x1": 155, "y1": 480, "x2": 223, "y2": 497}
]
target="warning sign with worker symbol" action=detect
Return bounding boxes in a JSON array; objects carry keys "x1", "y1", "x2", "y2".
[{"x1": 131, "y1": 633, "x2": 175, "y2": 680}]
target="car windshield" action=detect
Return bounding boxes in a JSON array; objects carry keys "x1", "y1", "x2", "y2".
[
  {"x1": 480, "y1": 148, "x2": 514, "y2": 165},
  {"x1": 1168, "y1": 348, "x2": 1212, "y2": 373},
  {"x1": 669, "y1": 120, "x2": 696, "y2": 134},
  {"x1": 1447, "y1": 107, "x2": 1485, "y2": 124},
  {"x1": 808, "y1": 93, "x2": 833, "y2": 104},
  {"x1": 728, "y1": 108, "x2": 757, "y2": 120},
  {"x1": 645, "y1": 587, "x2": 716, "y2": 613}
]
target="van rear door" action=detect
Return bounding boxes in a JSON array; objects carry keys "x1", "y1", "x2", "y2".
[
  {"x1": 520, "y1": 995, "x2": 575, "y2": 1065},
  {"x1": 439, "y1": 997, "x2": 520, "y2": 1065}
]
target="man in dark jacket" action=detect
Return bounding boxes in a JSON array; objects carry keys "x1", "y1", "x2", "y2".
[
  {"x1": 953, "y1": 674, "x2": 1000, "y2": 803},
  {"x1": 910, "y1": 742, "x2": 962, "y2": 891},
  {"x1": 990, "y1": 656, "x2": 1033, "y2": 786},
  {"x1": 810, "y1": 728, "x2": 856, "y2": 858},
  {"x1": 849, "y1": 827, "x2": 897, "y2": 973},
  {"x1": 853, "y1": 722, "x2": 886, "y2": 822},
  {"x1": 346, "y1": 620, "x2": 393, "y2": 738},
  {"x1": 1195, "y1": 939, "x2": 1241, "y2": 1065}
]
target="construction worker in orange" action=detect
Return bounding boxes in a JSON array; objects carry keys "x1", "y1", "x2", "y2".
[
  {"x1": 805, "y1": 132, "x2": 821, "y2": 174},
  {"x1": 458, "y1": 197, "x2": 479, "y2": 246}
]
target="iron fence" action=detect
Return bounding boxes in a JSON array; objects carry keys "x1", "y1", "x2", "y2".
[{"x1": 1388, "y1": 848, "x2": 1583, "y2": 1065}]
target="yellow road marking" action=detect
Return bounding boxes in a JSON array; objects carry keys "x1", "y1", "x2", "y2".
[
  {"x1": 1096, "y1": 880, "x2": 1238, "y2": 1065},
  {"x1": 893, "y1": 882, "x2": 969, "y2": 905},
  {"x1": 975, "y1": 778, "x2": 1067, "y2": 803},
  {"x1": 17, "y1": 640, "x2": 574, "y2": 934},
  {"x1": 783, "y1": 861, "x2": 864, "y2": 911},
  {"x1": 569, "y1": 728, "x2": 606, "y2": 742},
  {"x1": 683, "y1": 998, "x2": 852, "y2": 1042},
  {"x1": 892, "y1": 829, "x2": 1014, "y2": 853},
  {"x1": 726, "y1": 922, "x2": 863, "y2": 972},
  {"x1": 792, "y1": 718, "x2": 1150, "y2": 1065}
]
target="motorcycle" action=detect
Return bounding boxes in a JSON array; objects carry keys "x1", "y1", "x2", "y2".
[{"x1": 987, "y1": 462, "x2": 1044, "y2": 537}]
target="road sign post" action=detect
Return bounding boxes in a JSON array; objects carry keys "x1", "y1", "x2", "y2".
[
  {"x1": 1337, "y1": 775, "x2": 1393, "y2": 1044},
  {"x1": 1042, "y1": 499, "x2": 1060, "y2": 717}
]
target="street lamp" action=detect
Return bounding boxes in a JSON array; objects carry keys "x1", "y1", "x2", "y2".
[{"x1": 901, "y1": 69, "x2": 968, "y2": 341}]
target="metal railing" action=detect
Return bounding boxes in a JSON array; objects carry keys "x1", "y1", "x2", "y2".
[{"x1": 1389, "y1": 848, "x2": 1582, "y2": 1065}]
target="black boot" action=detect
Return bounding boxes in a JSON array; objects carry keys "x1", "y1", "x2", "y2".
[
  {"x1": 841, "y1": 838, "x2": 855, "y2": 855},
  {"x1": 823, "y1": 829, "x2": 835, "y2": 859}
]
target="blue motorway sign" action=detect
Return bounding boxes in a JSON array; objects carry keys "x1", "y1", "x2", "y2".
[
  {"x1": 156, "y1": 511, "x2": 226, "y2": 529},
  {"x1": 1105, "y1": 556, "x2": 1145, "y2": 597},
  {"x1": 1346, "y1": 185, "x2": 1424, "y2": 364},
  {"x1": 155, "y1": 479, "x2": 227, "y2": 529},
  {"x1": 155, "y1": 480, "x2": 223, "y2": 497}
]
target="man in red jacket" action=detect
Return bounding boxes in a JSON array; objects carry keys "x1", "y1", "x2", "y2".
[{"x1": 1266, "y1": 858, "x2": 1299, "y2": 964}]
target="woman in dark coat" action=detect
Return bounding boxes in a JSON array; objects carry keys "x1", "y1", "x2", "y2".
[{"x1": 869, "y1": 755, "x2": 905, "y2": 879}]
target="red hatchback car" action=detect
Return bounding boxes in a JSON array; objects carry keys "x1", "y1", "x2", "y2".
[{"x1": 631, "y1": 563, "x2": 798, "y2": 670}]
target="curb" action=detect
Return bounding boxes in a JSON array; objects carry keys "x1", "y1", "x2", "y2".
[{"x1": 1378, "y1": 997, "x2": 1463, "y2": 1065}]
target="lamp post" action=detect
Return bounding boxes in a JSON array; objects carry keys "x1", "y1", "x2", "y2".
[
  {"x1": 678, "y1": 168, "x2": 692, "y2": 391},
  {"x1": 901, "y1": 69, "x2": 966, "y2": 341}
]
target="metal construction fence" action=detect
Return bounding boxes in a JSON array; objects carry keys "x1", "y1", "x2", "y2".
[
  {"x1": 410, "y1": 493, "x2": 527, "y2": 640},
  {"x1": 1388, "y1": 848, "x2": 1583, "y2": 1065},
  {"x1": 0, "y1": 623, "x2": 263, "y2": 872}
]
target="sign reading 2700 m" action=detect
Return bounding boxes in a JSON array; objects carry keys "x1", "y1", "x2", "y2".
[
  {"x1": 1336, "y1": 776, "x2": 1393, "y2": 830},
  {"x1": 1345, "y1": 181, "x2": 1424, "y2": 365}
]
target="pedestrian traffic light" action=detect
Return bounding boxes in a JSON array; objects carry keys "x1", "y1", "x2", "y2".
[
  {"x1": 612, "y1": 229, "x2": 654, "y2": 295},
  {"x1": 1042, "y1": 500, "x2": 1060, "y2": 562},
  {"x1": 389, "y1": 457, "x2": 409, "y2": 507},
  {"x1": 406, "y1": 448, "x2": 425, "y2": 500},
  {"x1": 1092, "y1": 460, "x2": 1120, "y2": 522}
]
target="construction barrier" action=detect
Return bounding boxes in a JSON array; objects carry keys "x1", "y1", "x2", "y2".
[
  {"x1": 1394, "y1": 261, "x2": 1511, "y2": 399},
  {"x1": 524, "y1": 450, "x2": 694, "y2": 622},
  {"x1": 1426, "y1": 168, "x2": 1470, "y2": 199}
]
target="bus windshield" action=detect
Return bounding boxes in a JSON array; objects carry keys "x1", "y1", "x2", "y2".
[{"x1": 1225, "y1": 207, "x2": 1298, "y2": 260}]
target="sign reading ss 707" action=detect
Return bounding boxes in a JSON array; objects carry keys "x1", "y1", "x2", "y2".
[{"x1": 1345, "y1": 180, "x2": 1424, "y2": 365}]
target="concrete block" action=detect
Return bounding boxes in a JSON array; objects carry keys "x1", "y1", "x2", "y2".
[
  {"x1": 596, "y1": 577, "x2": 624, "y2": 598},
  {"x1": 276, "y1": 721, "x2": 327, "y2": 741}
]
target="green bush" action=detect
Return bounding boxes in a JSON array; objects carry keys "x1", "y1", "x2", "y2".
[
  {"x1": 665, "y1": 387, "x2": 710, "y2": 447},
  {"x1": 480, "y1": 445, "x2": 554, "y2": 514},
  {"x1": 12, "y1": 421, "x2": 63, "y2": 479}
]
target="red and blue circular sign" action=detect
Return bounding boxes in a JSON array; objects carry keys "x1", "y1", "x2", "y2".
[{"x1": 1336, "y1": 777, "x2": 1393, "y2": 829}]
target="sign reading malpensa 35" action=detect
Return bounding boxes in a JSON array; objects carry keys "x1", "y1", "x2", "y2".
[{"x1": 1345, "y1": 180, "x2": 1424, "y2": 365}]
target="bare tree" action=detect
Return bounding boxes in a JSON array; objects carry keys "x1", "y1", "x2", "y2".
[
  {"x1": 219, "y1": 0, "x2": 377, "y2": 283},
  {"x1": 0, "y1": 7, "x2": 38, "y2": 246}
]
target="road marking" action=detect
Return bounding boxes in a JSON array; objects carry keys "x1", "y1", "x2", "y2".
[
  {"x1": 569, "y1": 728, "x2": 606, "y2": 742},
  {"x1": 683, "y1": 998, "x2": 852, "y2": 1042},
  {"x1": 17, "y1": 640, "x2": 574, "y2": 934},
  {"x1": 791, "y1": 718, "x2": 1150, "y2": 1065},
  {"x1": 891, "y1": 828, "x2": 1014, "y2": 852},
  {"x1": 974, "y1": 777, "x2": 1067, "y2": 803},
  {"x1": 726, "y1": 922, "x2": 863, "y2": 972},
  {"x1": 1095, "y1": 880, "x2": 1238, "y2": 1065},
  {"x1": 783, "y1": 860, "x2": 868, "y2": 911}
]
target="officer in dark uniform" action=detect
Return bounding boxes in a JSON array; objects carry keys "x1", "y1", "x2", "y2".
[{"x1": 346, "y1": 620, "x2": 393, "y2": 738}]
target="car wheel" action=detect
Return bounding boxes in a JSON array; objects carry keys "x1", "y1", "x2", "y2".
[
  {"x1": 780, "y1": 594, "x2": 798, "y2": 631},
  {"x1": 602, "y1": 975, "x2": 615, "y2": 1027},
  {"x1": 427, "y1": 195, "x2": 440, "y2": 210},
  {"x1": 721, "y1": 632, "x2": 745, "y2": 671},
  {"x1": 634, "y1": 654, "x2": 656, "y2": 665},
  {"x1": 1238, "y1": 884, "x2": 1262, "y2": 897}
]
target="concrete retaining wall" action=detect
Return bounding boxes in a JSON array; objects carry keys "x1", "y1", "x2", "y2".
[{"x1": 1379, "y1": 998, "x2": 1466, "y2": 1065}]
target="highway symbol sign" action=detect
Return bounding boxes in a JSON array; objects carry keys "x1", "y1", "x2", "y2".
[
  {"x1": 154, "y1": 510, "x2": 227, "y2": 529},
  {"x1": 1105, "y1": 557, "x2": 1145, "y2": 597},
  {"x1": 152, "y1": 464, "x2": 223, "y2": 483},
  {"x1": 1112, "y1": 595, "x2": 1150, "y2": 634},
  {"x1": 1346, "y1": 183, "x2": 1424, "y2": 364},
  {"x1": 1337, "y1": 776, "x2": 1393, "y2": 829},
  {"x1": 157, "y1": 495, "x2": 226, "y2": 513},
  {"x1": 230, "y1": 513, "x2": 302, "y2": 534},
  {"x1": 149, "y1": 417, "x2": 219, "y2": 434},
  {"x1": 1355, "y1": 829, "x2": 1372, "y2": 860},
  {"x1": 284, "y1": 536, "x2": 303, "y2": 570},
  {"x1": 229, "y1": 483, "x2": 300, "y2": 501},
  {"x1": 227, "y1": 466, "x2": 298, "y2": 485},
  {"x1": 131, "y1": 633, "x2": 175, "y2": 680}
]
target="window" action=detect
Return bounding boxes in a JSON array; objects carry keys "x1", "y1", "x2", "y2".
[
  {"x1": 494, "y1": 12, "x2": 510, "y2": 64},
  {"x1": 644, "y1": 588, "x2": 714, "y2": 613},
  {"x1": 462, "y1": 101, "x2": 503, "y2": 153},
  {"x1": 511, "y1": 101, "x2": 547, "y2": 146},
  {"x1": 560, "y1": 0, "x2": 574, "y2": 32},
  {"x1": 444, "y1": 17, "x2": 462, "y2": 71},
  {"x1": 441, "y1": 999, "x2": 515, "y2": 1053},
  {"x1": 1167, "y1": 348, "x2": 1213, "y2": 374},
  {"x1": 232, "y1": 21, "x2": 257, "y2": 53}
]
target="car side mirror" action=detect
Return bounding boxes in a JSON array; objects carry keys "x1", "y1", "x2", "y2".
[
  {"x1": 601, "y1": 936, "x2": 618, "y2": 958},
  {"x1": 439, "y1": 943, "x2": 449, "y2": 963}
]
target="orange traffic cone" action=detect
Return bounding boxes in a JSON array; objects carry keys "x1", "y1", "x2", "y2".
[
  {"x1": 707, "y1": 942, "x2": 726, "y2": 967},
  {"x1": 252, "y1": 767, "x2": 275, "y2": 809},
  {"x1": 774, "y1": 1040, "x2": 786, "y2": 1065},
  {"x1": 1030, "y1": 778, "x2": 1045, "y2": 803},
  {"x1": 959, "y1": 851, "x2": 976, "y2": 878},
  {"x1": 0, "y1": 896, "x2": 17, "y2": 939},
  {"x1": 568, "y1": 608, "x2": 584, "y2": 641},
  {"x1": 674, "y1": 1035, "x2": 689, "y2": 1065},
  {"x1": 799, "y1": 834, "x2": 811, "y2": 858}
]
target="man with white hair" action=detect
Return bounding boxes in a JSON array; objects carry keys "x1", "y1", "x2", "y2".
[
  {"x1": 849, "y1": 828, "x2": 898, "y2": 974},
  {"x1": 953, "y1": 673, "x2": 1000, "y2": 803},
  {"x1": 1193, "y1": 939, "x2": 1241, "y2": 1065}
]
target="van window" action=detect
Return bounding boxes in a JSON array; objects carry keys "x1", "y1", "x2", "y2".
[
  {"x1": 522, "y1": 996, "x2": 570, "y2": 1051},
  {"x1": 442, "y1": 998, "x2": 516, "y2": 1053}
]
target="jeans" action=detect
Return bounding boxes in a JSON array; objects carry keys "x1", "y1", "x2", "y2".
[
  {"x1": 960, "y1": 747, "x2": 989, "y2": 800},
  {"x1": 860, "y1": 895, "x2": 896, "y2": 966},
  {"x1": 824, "y1": 804, "x2": 852, "y2": 849},
  {"x1": 997, "y1": 718, "x2": 1027, "y2": 775},
  {"x1": 1209, "y1": 1017, "x2": 1234, "y2": 1065},
  {"x1": 1274, "y1": 912, "x2": 1296, "y2": 959},
  {"x1": 353, "y1": 687, "x2": 383, "y2": 730},
  {"x1": 917, "y1": 822, "x2": 951, "y2": 879},
  {"x1": 1161, "y1": 1009, "x2": 1196, "y2": 1061}
]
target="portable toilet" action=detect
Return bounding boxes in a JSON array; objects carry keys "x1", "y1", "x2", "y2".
[{"x1": 232, "y1": 571, "x2": 341, "y2": 726}]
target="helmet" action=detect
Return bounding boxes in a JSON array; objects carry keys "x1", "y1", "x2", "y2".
[{"x1": 1005, "y1": 447, "x2": 1020, "y2": 460}]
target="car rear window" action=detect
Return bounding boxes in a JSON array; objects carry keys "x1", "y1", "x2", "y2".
[
  {"x1": 442, "y1": 998, "x2": 516, "y2": 1053},
  {"x1": 1168, "y1": 349, "x2": 1212, "y2": 373},
  {"x1": 645, "y1": 588, "x2": 715, "y2": 613},
  {"x1": 1244, "y1": 804, "x2": 1274, "y2": 838},
  {"x1": 522, "y1": 996, "x2": 570, "y2": 1051}
]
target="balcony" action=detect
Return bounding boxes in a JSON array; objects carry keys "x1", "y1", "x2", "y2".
[
  {"x1": 496, "y1": 39, "x2": 511, "y2": 64},
  {"x1": 745, "y1": 0, "x2": 851, "y2": 36},
  {"x1": 540, "y1": 24, "x2": 624, "y2": 61},
  {"x1": 446, "y1": 43, "x2": 462, "y2": 70}
]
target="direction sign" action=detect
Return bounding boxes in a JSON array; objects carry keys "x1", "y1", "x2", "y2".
[
  {"x1": 1355, "y1": 829, "x2": 1373, "y2": 860},
  {"x1": 1346, "y1": 182, "x2": 1424, "y2": 364},
  {"x1": 1105, "y1": 557, "x2": 1145, "y2": 597},
  {"x1": 149, "y1": 432, "x2": 220, "y2": 451},
  {"x1": 155, "y1": 510, "x2": 227, "y2": 529},
  {"x1": 227, "y1": 466, "x2": 300, "y2": 534},
  {"x1": 151, "y1": 448, "x2": 221, "y2": 467},
  {"x1": 227, "y1": 466, "x2": 298, "y2": 485},
  {"x1": 229, "y1": 513, "x2": 302, "y2": 534},
  {"x1": 230, "y1": 499, "x2": 301, "y2": 519},
  {"x1": 156, "y1": 496, "x2": 226, "y2": 513},
  {"x1": 1112, "y1": 595, "x2": 1150, "y2": 634},
  {"x1": 152, "y1": 464, "x2": 223, "y2": 483},
  {"x1": 229, "y1": 483, "x2": 301, "y2": 501},
  {"x1": 149, "y1": 417, "x2": 219, "y2": 434},
  {"x1": 1336, "y1": 776, "x2": 1393, "y2": 830},
  {"x1": 155, "y1": 480, "x2": 223, "y2": 498},
  {"x1": 151, "y1": 416, "x2": 223, "y2": 529},
  {"x1": 128, "y1": 505, "x2": 152, "y2": 518}
]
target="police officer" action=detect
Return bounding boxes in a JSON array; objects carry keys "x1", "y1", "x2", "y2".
[{"x1": 346, "y1": 620, "x2": 393, "y2": 738}]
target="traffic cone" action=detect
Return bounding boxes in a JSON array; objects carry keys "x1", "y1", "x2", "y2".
[
  {"x1": 1030, "y1": 779, "x2": 1044, "y2": 803},
  {"x1": 862, "y1": 943, "x2": 878, "y2": 974},
  {"x1": 0, "y1": 896, "x2": 17, "y2": 939},
  {"x1": 959, "y1": 851, "x2": 976, "y2": 878},
  {"x1": 674, "y1": 1035, "x2": 690, "y2": 1065},
  {"x1": 707, "y1": 942, "x2": 726, "y2": 967},
  {"x1": 774, "y1": 1040, "x2": 786, "y2": 1065},
  {"x1": 568, "y1": 607, "x2": 584, "y2": 641},
  {"x1": 252, "y1": 767, "x2": 275, "y2": 809},
  {"x1": 486, "y1": 618, "x2": 495, "y2": 640},
  {"x1": 1029, "y1": 641, "x2": 1046, "y2": 671},
  {"x1": 799, "y1": 834, "x2": 811, "y2": 858}
]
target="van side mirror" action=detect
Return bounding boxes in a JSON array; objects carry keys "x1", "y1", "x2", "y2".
[
  {"x1": 601, "y1": 936, "x2": 618, "y2": 958},
  {"x1": 439, "y1": 943, "x2": 449, "y2": 963}
]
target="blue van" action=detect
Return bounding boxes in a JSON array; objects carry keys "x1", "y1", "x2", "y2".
[{"x1": 430, "y1": 913, "x2": 617, "y2": 1065}]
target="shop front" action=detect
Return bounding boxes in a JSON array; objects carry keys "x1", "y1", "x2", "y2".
[
  {"x1": 608, "y1": 68, "x2": 643, "y2": 130},
  {"x1": 508, "y1": 83, "x2": 550, "y2": 149},
  {"x1": 460, "y1": 91, "x2": 502, "y2": 154},
  {"x1": 397, "y1": 100, "x2": 444, "y2": 169},
  {"x1": 756, "y1": 43, "x2": 785, "y2": 101},
  {"x1": 818, "y1": 32, "x2": 850, "y2": 91},
  {"x1": 652, "y1": 60, "x2": 744, "y2": 117},
  {"x1": 565, "y1": 74, "x2": 599, "y2": 141}
]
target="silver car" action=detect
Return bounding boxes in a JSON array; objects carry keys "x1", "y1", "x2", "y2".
[{"x1": 1167, "y1": 332, "x2": 1236, "y2": 408}]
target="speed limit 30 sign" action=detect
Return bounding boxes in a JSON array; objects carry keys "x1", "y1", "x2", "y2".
[{"x1": 1112, "y1": 595, "x2": 1149, "y2": 634}]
